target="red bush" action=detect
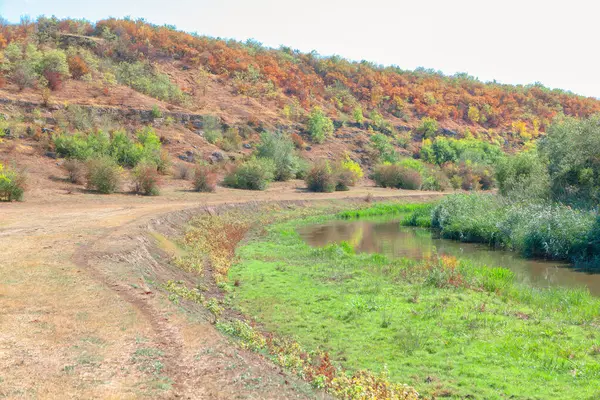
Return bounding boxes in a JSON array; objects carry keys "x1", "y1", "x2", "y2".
[{"x1": 44, "y1": 71, "x2": 63, "y2": 91}]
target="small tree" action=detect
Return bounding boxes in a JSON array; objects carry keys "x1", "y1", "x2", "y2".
[{"x1": 307, "y1": 107, "x2": 334, "y2": 144}]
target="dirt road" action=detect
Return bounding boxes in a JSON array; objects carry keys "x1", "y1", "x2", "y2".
[{"x1": 0, "y1": 182, "x2": 441, "y2": 399}]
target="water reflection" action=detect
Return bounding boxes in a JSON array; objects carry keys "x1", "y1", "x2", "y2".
[{"x1": 298, "y1": 219, "x2": 600, "y2": 296}]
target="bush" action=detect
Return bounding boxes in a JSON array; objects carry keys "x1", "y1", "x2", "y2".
[
  {"x1": 416, "y1": 117, "x2": 438, "y2": 138},
  {"x1": 335, "y1": 169, "x2": 354, "y2": 191},
  {"x1": 496, "y1": 151, "x2": 550, "y2": 200},
  {"x1": 86, "y1": 157, "x2": 121, "y2": 194},
  {"x1": 339, "y1": 155, "x2": 363, "y2": 186},
  {"x1": 67, "y1": 55, "x2": 90, "y2": 79},
  {"x1": 173, "y1": 163, "x2": 191, "y2": 180},
  {"x1": 219, "y1": 128, "x2": 242, "y2": 151},
  {"x1": 256, "y1": 131, "x2": 301, "y2": 181},
  {"x1": 307, "y1": 107, "x2": 334, "y2": 144},
  {"x1": 115, "y1": 62, "x2": 186, "y2": 104},
  {"x1": 156, "y1": 149, "x2": 171, "y2": 175},
  {"x1": 223, "y1": 158, "x2": 275, "y2": 190},
  {"x1": 54, "y1": 131, "x2": 110, "y2": 160},
  {"x1": 131, "y1": 162, "x2": 161, "y2": 196},
  {"x1": 421, "y1": 168, "x2": 450, "y2": 191},
  {"x1": 192, "y1": 164, "x2": 217, "y2": 192},
  {"x1": 150, "y1": 105, "x2": 162, "y2": 119},
  {"x1": 63, "y1": 159, "x2": 85, "y2": 184},
  {"x1": 370, "y1": 133, "x2": 398, "y2": 163},
  {"x1": 0, "y1": 163, "x2": 26, "y2": 201},
  {"x1": 373, "y1": 164, "x2": 422, "y2": 190},
  {"x1": 290, "y1": 133, "x2": 305, "y2": 149},
  {"x1": 305, "y1": 161, "x2": 336, "y2": 193}
]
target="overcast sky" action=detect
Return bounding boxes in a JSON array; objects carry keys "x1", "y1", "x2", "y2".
[{"x1": 1, "y1": 0, "x2": 598, "y2": 98}]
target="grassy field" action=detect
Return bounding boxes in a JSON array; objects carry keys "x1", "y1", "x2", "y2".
[{"x1": 227, "y1": 203, "x2": 600, "y2": 399}]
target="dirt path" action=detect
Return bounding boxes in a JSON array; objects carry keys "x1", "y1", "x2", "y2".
[{"x1": 0, "y1": 182, "x2": 442, "y2": 399}]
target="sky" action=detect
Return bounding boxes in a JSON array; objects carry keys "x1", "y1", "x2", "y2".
[{"x1": 1, "y1": 0, "x2": 599, "y2": 98}]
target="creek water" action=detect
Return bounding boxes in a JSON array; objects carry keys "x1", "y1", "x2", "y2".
[{"x1": 298, "y1": 218, "x2": 600, "y2": 296}]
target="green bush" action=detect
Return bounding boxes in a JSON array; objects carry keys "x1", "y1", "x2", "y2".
[
  {"x1": 415, "y1": 117, "x2": 438, "y2": 138},
  {"x1": 369, "y1": 133, "x2": 398, "y2": 163},
  {"x1": 54, "y1": 131, "x2": 110, "y2": 160},
  {"x1": 256, "y1": 131, "x2": 301, "y2": 181},
  {"x1": 219, "y1": 128, "x2": 242, "y2": 151},
  {"x1": 131, "y1": 162, "x2": 161, "y2": 196},
  {"x1": 115, "y1": 62, "x2": 186, "y2": 104},
  {"x1": 85, "y1": 157, "x2": 121, "y2": 194},
  {"x1": 373, "y1": 164, "x2": 422, "y2": 190},
  {"x1": 223, "y1": 158, "x2": 275, "y2": 190},
  {"x1": 307, "y1": 107, "x2": 334, "y2": 144},
  {"x1": 421, "y1": 137, "x2": 502, "y2": 165},
  {"x1": 192, "y1": 164, "x2": 217, "y2": 192},
  {"x1": 0, "y1": 163, "x2": 26, "y2": 201},
  {"x1": 53, "y1": 128, "x2": 163, "y2": 169},
  {"x1": 305, "y1": 160, "x2": 336, "y2": 193}
]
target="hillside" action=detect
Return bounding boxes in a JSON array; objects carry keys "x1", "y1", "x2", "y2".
[{"x1": 1, "y1": 17, "x2": 600, "y2": 157}]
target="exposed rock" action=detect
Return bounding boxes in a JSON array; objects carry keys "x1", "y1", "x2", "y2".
[
  {"x1": 243, "y1": 143, "x2": 252, "y2": 149},
  {"x1": 210, "y1": 151, "x2": 224, "y2": 163},
  {"x1": 45, "y1": 151, "x2": 57, "y2": 159}
]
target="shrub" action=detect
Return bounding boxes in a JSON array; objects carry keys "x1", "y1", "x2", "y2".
[
  {"x1": 131, "y1": 162, "x2": 161, "y2": 196},
  {"x1": 339, "y1": 154, "x2": 363, "y2": 185},
  {"x1": 204, "y1": 129, "x2": 222, "y2": 145},
  {"x1": 305, "y1": 161, "x2": 336, "y2": 193},
  {"x1": 86, "y1": 157, "x2": 121, "y2": 194},
  {"x1": 115, "y1": 61, "x2": 186, "y2": 104},
  {"x1": 63, "y1": 159, "x2": 85, "y2": 184},
  {"x1": 53, "y1": 131, "x2": 111, "y2": 160},
  {"x1": 335, "y1": 169, "x2": 354, "y2": 191},
  {"x1": 0, "y1": 163, "x2": 26, "y2": 201},
  {"x1": 67, "y1": 55, "x2": 90, "y2": 79},
  {"x1": 256, "y1": 131, "x2": 301, "y2": 181},
  {"x1": 373, "y1": 164, "x2": 422, "y2": 190},
  {"x1": 307, "y1": 107, "x2": 334, "y2": 144},
  {"x1": 192, "y1": 164, "x2": 217, "y2": 192},
  {"x1": 220, "y1": 128, "x2": 242, "y2": 151},
  {"x1": 109, "y1": 131, "x2": 142, "y2": 167},
  {"x1": 290, "y1": 133, "x2": 305, "y2": 149},
  {"x1": 223, "y1": 158, "x2": 275, "y2": 190},
  {"x1": 421, "y1": 168, "x2": 450, "y2": 191},
  {"x1": 174, "y1": 162, "x2": 191, "y2": 180},
  {"x1": 156, "y1": 149, "x2": 171, "y2": 175},
  {"x1": 416, "y1": 117, "x2": 438, "y2": 138},
  {"x1": 369, "y1": 133, "x2": 398, "y2": 163}
]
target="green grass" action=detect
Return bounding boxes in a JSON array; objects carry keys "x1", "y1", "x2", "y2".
[{"x1": 228, "y1": 204, "x2": 600, "y2": 399}]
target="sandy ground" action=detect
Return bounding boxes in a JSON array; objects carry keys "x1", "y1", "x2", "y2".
[{"x1": 0, "y1": 180, "x2": 443, "y2": 399}]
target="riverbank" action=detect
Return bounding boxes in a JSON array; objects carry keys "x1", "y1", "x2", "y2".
[{"x1": 225, "y1": 202, "x2": 600, "y2": 399}]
